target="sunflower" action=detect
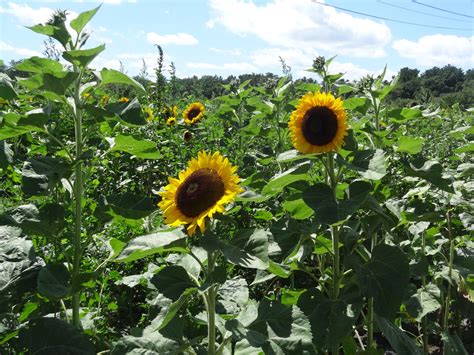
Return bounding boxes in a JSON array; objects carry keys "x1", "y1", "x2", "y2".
[
  {"x1": 118, "y1": 97, "x2": 129, "y2": 103},
  {"x1": 172, "y1": 105, "x2": 178, "y2": 117},
  {"x1": 144, "y1": 107, "x2": 155, "y2": 122},
  {"x1": 288, "y1": 92, "x2": 347, "y2": 154},
  {"x1": 183, "y1": 102, "x2": 205, "y2": 125},
  {"x1": 159, "y1": 151, "x2": 242, "y2": 235},
  {"x1": 166, "y1": 117, "x2": 176, "y2": 125}
]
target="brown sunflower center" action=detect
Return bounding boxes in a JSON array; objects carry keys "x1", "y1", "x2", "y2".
[
  {"x1": 187, "y1": 108, "x2": 201, "y2": 120},
  {"x1": 175, "y1": 168, "x2": 225, "y2": 217},
  {"x1": 301, "y1": 106, "x2": 338, "y2": 146}
]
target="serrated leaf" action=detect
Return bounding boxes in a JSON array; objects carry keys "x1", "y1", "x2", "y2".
[
  {"x1": 70, "y1": 5, "x2": 101, "y2": 34},
  {"x1": 110, "y1": 134, "x2": 161, "y2": 159},
  {"x1": 100, "y1": 68, "x2": 145, "y2": 93}
]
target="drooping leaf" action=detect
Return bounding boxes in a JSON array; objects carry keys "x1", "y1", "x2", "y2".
[
  {"x1": 404, "y1": 159, "x2": 454, "y2": 193},
  {"x1": 350, "y1": 149, "x2": 386, "y2": 180},
  {"x1": 16, "y1": 57, "x2": 63, "y2": 74},
  {"x1": 0, "y1": 73, "x2": 17, "y2": 100},
  {"x1": 220, "y1": 229, "x2": 270, "y2": 270},
  {"x1": 375, "y1": 315, "x2": 422, "y2": 355},
  {"x1": 18, "y1": 318, "x2": 95, "y2": 354},
  {"x1": 110, "y1": 134, "x2": 161, "y2": 159},
  {"x1": 21, "y1": 157, "x2": 71, "y2": 196},
  {"x1": 37, "y1": 263, "x2": 71, "y2": 300},
  {"x1": 441, "y1": 331, "x2": 469, "y2": 355},
  {"x1": 63, "y1": 45, "x2": 105, "y2": 68},
  {"x1": 27, "y1": 24, "x2": 71, "y2": 48},
  {"x1": 114, "y1": 229, "x2": 188, "y2": 263},
  {"x1": 100, "y1": 68, "x2": 145, "y2": 93},
  {"x1": 356, "y1": 245, "x2": 409, "y2": 319},
  {"x1": 0, "y1": 140, "x2": 13, "y2": 169},
  {"x1": 405, "y1": 283, "x2": 441, "y2": 322},
  {"x1": 150, "y1": 266, "x2": 196, "y2": 301}
]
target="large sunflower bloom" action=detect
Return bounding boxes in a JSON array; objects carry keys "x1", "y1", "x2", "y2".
[
  {"x1": 183, "y1": 102, "x2": 205, "y2": 125},
  {"x1": 288, "y1": 92, "x2": 347, "y2": 154},
  {"x1": 159, "y1": 151, "x2": 242, "y2": 235}
]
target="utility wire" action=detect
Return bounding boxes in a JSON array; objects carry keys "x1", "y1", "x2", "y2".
[
  {"x1": 412, "y1": 0, "x2": 474, "y2": 19},
  {"x1": 311, "y1": 1, "x2": 472, "y2": 31},
  {"x1": 378, "y1": 0, "x2": 471, "y2": 23}
]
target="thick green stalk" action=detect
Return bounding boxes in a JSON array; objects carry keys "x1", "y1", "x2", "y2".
[
  {"x1": 206, "y1": 251, "x2": 217, "y2": 355},
  {"x1": 367, "y1": 231, "x2": 377, "y2": 349},
  {"x1": 72, "y1": 67, "x2": 84, "y2": 328},
  {"x1": 421, "y1": 233, "x2": 429, "y2": 354},
  {"x1": 443, "y1": 210, "x2": 454, "y2": 336}
]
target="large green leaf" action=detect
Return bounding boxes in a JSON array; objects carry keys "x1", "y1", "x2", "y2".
[
  {"x1": 396, "y1": 136, "x2": 425, "y2": 154},
  {"x1": 441, "y1": 331, "x2": 469, "y2": 355},
  {"x1": 18, "y1": 318, "x2": 95, "y2": 354},
  {"x1": 37, "y1": 263, "x2": 71, "y2": 300},
  {"x1": 375, "y1": 315, "x2": 422, "y2": 355},
  {"x1": 262, "y1": 162, "x2": 311, "y2": 196},
  {"x1": 349, "y1": 149, "x2": 386, "y2": 180},
  {"x1": 228, "y1": 298, "x2": 314, "y2": 353},
  {"x1": 303, "y1": 181, "x2": 372, "y2": 225},
  {"x1": 297, "y1": 288, "x2": 361, "y2": 348},
  {"x1": 16, "y1": 57, "x2": 63, "y2": 74},
  {"x1": 100, "y1": 68, "x2": 145, "y2": 93},
  {"x1": 0, "y1": 73, "x2": 17, "y2": 100},
  {"x1": 63, "y1": 45, "x2": 105, "y2": 68},
  {"x1": 356, "y1": 245, "x2": 409, "y2": 319},
  {"x1": 114, "y1": 229, "x2": 188, "y2": 262},
  {"x1": 96, "y1": 193, "x2": 157, "y2": 220},
  {"x1": 0, "y1": 140, "x2": 13, "y2": 169},
  {"x1": 405, "y1": 283, "x2": 441, "y2": 322},
  {"x1": 0, "y1": 226, "x2": 42, "y2": 296},
  {"x1": 343, "y1": 97, "x2": 370, "y2": 114},
  {"x1": 70, "y1": 5, "x2": 101, "y2": 34},
  {"x1": 404, "y1": 159, "x2": 454, "y2": 193},
  {"x1": 28, "y1": 24, "x2": 71, "y2": 48},
  {"x1": 387, "y1": 108, "x2": 422, "y2": 123},
  {"x1": 150, "y1": 266, "x2": 196, "y2": 301},
  {"x1": 21, "y1": 157, "x2": 71, "y2": 196},
  {"x1": 110, "y1": 134, "x2": 161, "y2": 159},
  {"x1": 282, "y1": 194, "x2": 314, "y2": 220},
  {"x1": 220, "y1": 229, "x2": 270, "y2": 270},
  {"x1": 18, "y1": 71, "x2": 78, "y2": 96}
]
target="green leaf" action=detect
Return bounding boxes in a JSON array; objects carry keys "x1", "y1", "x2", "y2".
[
  {"x1": 262, "y1": 162, "x2": 311, "y2": 196},
  {"x1": 298, "y1": 288, "x2": 360, "y2": 348},
  {"x1": 220, "y1": 229, "x2": 270, "y2": 270},
  {"x1": 0, "y1": 73, "x2": 17, "y2": 100},
  {"x1": 18, "y1": 71, "x2": 79, "y2": 96},
  {"x1": 110, "y1": 134, "x2": 161, "y2": 159},
  {"x1": 387, "y1": 108, "x2": 422, "y2": 123},
  {"x1": 218, "y1": 277, "x2": 250, "y2": 315},
  {"x1": 343, "y1": 97, "x2": 370, "y2": 114},
  {"x1": 114, "y1": 229, "x2": 188, "y2": 263},
  {"x1": 156, "y1": 288, "x2": 197, "y2": 331},
  {"x1": 97, "y1": 193, "x2": 157, "y2": 220},
  {"x1": 16, "y1": 57, "x2": 63, "y2": 73},
  {"x1": 396, "y1": 136, "x2": 425, "y2": 154},
  {"x1": 338, "y1": 85, "x2": 354, "y2": 95},
  {"x1": 70, "y1": 5, "x2": 101, "y2": 34},
  {"x1": 405, "y1": 159, "x2": 454, "y2": 193},
  {"x1": 21, "y1": 157, "x2": 71, "y2": 196},
  {"x1": 282, "y1": 194, "x2": 314, "y2": 220},
  {"x1": 303, "y1": 181, "x2": 372, "y2": 225},
  {"x1": 0, "y1": 140, "x2": 13, "y2": 169},
  {"x1": 356, "y1": 245, "x2": 409, "y2": 319},
  {"x1": 100, "y1": 68, "x2": 145, "y2": 93},
  {"x1": 350, "y1": 149, "x2": 386, "y2": 180},
  {"x1": 441, "y1": 331, "x2": 469, "y2": 355},
  {"x1": 276, "y1": 149, "x2": 317, "y2": 163},
  {"x1": 18, "y1": 318, "x2": 95, "y2": 354},
  {"x1": 27, "y1": 24, "x2": 71, "y2": 48},
  {"x1": 454, "y1": 143, "x2": 474, "y2": 153},
  {"x1": 37, "y1": 263, "x2": 71, "y2": 300},
  {"x1": 63, "y1": 45, "x2": 105, "y2": 67},
  {"x1": 375, "y1": 315, "x2": 422, "y2": 355},
  {"x1": 106, "y1": 98, "x2": 147, "y2": 126},
  {"x1": 405, "y1": 283, "x2": 441, "y2": 322},
  {"x1": 151, "y1": 266, "x2": 196, "y2": 301}
]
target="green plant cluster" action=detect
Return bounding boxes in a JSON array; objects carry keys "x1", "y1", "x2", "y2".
[{"x1": 0, "y1": 6, "x2": 473, "y2": 355}]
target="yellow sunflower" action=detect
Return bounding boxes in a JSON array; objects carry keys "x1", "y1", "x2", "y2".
[
  {"x1": 172, "y1": 105, "x2": 178, "y2": 117},
  {"x1": 183, "y1": 102, "x2": 205, "y2": 125},
  {"x1": 118, "y1": 97, "x2": 129, "y2": 103},
  {"x1": 166, "y1": 117, "x2": 176, "y2": 125},
  {"x1": 159, "y1": 151, "x2": 242, "y2": 235},
  {"x1": 288, "y1": 92, "x2": 347, "y2": 154},
  {"x1": 144, "y1": 107, "x2": 155, "y2": 122}
]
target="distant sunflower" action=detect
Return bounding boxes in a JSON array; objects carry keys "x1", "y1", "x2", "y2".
[
  {"x1": 183, "y1": 102, "x2": 205, "y2": 125},
  {"x1": 167, "y1": 117, "x2": 176, "y2": 125},
  {"x1": 144, "y1": 107, "x2": 155, "y2": 122},
  {"x1": 159, "y1": 151, "x2": 242, "y2": 235},
  {"x1": 172, "y1": 105, "x2": 178, "y2": 117},
  {"x1": 288, "y1": 92, "x2": 347, "y2": 154},
  {"x1": 118, "y1": 97, "x2": 129, "y2": 103}
]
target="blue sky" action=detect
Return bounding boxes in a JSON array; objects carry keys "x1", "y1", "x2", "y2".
[{"x1": 1, "y1": 0, "x2": 473, "y2": 81}]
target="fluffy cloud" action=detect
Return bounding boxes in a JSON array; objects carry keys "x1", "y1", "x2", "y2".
[
  {"x1": 209, "y1": 47, "x2": 242, "y2": 56},
  {"x1": 147, "y1": 32, "x2": 198, "y2": 46},
  {"x1": 0, "y1": 41, "x2": 41, "y2": 57},
  {"x1": 0, "y1": 2, "x2": 54, "y2": 25},
  {"x1": 187, "y1": 61, "x2": 257, "y2": 73},
  {"x1": 392, "y1": 34, "x2": 474, "y2": 67},
  {"x1": 207, "y1": 0, "x2": 391, "y2": 58}
]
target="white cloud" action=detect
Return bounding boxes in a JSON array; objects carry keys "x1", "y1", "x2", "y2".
[
  {"x1": 98, "y1": 26, "x2": 107, "y2": 32},
  {"x1": 185, "y1": 61, "x2": 258, "y2": 75},
  {"x1": 0, "y1": 2, "x2": 54, "y2": 26},
  {"x1": 209, "y1": 47, "x2": 242, "y2": 56},
  {"x1": 0, "y1": 41, "x2": 41, "y2": 57},
  {"x1": 147, "y1": 32, "x2": 198, "y2": 46},
  {"x1": 392, "y1": 35, "x2": 474, "y2": 67},
  {"x1": 207, "y1": 0, "x2": 391, "y2": 58}
]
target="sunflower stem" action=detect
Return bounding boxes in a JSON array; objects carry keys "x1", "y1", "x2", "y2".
[
  {"x1": 421, "y1": 232, "x2": 429, "y2": 355},
  {"x1": 442, "y1": 209, "x2": 454, "y2": 341},
  {"x1": 206, "y1": 250, "x2": 217, "y2": 355}
]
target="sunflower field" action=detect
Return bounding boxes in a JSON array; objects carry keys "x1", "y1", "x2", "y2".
[{"x1": 1, "y1": 6, "x2": 473, "y2": 355}]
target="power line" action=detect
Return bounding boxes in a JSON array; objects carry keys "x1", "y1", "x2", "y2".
[
  {"x1": 378, "y1": 0, "x2": 471, "y2": 23},
  {"x1": 412, "y1": 0, "x2": 474, "y2": 19},
  {"x1": 311, "y1": 1, "x2": 472, "y2": 31}
]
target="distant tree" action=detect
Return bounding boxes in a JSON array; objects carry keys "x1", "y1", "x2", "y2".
[{"x1": 421, "y1": 65, "x2": 464, "y2": 96}]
